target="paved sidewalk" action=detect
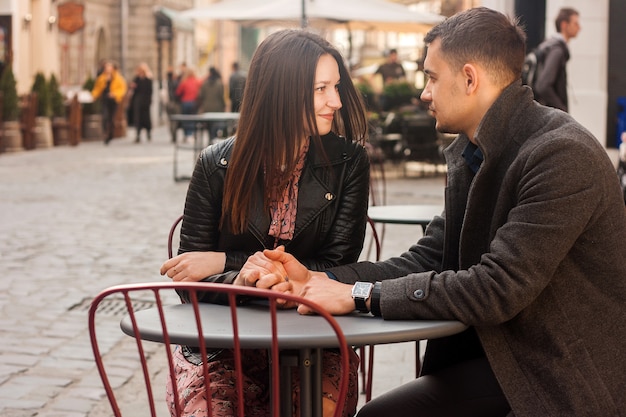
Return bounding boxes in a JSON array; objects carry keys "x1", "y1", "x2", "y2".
[{"x1": 0, "y1": 125, "x2": 445, "y2": 416}]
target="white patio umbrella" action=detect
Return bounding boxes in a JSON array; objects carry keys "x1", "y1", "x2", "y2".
[{"x1": 180, "y1": 0, "x2": 444, "y2": 32}]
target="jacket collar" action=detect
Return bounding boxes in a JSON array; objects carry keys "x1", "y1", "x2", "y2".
[
  {"x1": 472, "y1": 81, "x2": 536, "y2": 167},
  {"x1": 215, "y1": 132, "x2": 354, "y2": 169}
]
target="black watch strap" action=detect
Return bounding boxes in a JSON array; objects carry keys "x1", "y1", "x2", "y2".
[
  {"x1": 354, "y1": 297, "x2": 368, "y2": 313},
  {"x1": 371, "y1": 281, "x2": 382, "y2": 317}
]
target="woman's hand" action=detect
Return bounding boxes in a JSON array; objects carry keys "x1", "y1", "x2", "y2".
[
  {"x1": 160, "y1": 251, "x2": 226, "y2": 282},
  {"x1": 261, "y1": 247, "x2": 312, "y2": 297},
  {"x1": 237, "y1": 248, "x2": 289, "y2": 290},
  {"x1": 238, "y1": 247, "x2": 297, "y2": 308}
]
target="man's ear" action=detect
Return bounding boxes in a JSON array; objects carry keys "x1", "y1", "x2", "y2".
[{"x1": 462, "y1": 63, "x2": 479, "y2": 95}]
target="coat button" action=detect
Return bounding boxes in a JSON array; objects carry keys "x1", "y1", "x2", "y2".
[
  {"x1": 413, "y1": 289, "x2": 425, "y2": 299},
  {"x1": 220, "y1": 158, "x2": 228, "y2": 166},
  {"x1": 325, "y1": 192, "x2": 334, "y2": 201}
]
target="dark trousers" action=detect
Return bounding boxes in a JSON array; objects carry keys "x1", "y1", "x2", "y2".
[
  {"x1": 101, "y1": 98, "x2": 117, "y2": 142},
  {"x1": 357, "y1": 357, "x2": 510, "y2": 417}
]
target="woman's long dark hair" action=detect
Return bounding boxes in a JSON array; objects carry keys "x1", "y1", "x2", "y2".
[{"x1": 222, "y1": 29, "x2": 368, "y2": 234}]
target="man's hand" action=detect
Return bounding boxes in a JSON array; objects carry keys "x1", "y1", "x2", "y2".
[
  {"x1": 238, "y1": 247, "x2": 295, "y2": 308},
  {"x1": 237, "y1": 247, "x2": 289, "y2": 290},
  {"x1": 260, "y1": 249, "x2": 356, "y2": 316},
  {"x1": 260, "y1": 248, "x2": 312, "y2": 296},
  {"x1": 297, "y1": 274, "x2": 356, "y2": 316}
]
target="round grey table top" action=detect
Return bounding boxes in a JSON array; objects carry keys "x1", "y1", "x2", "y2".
[{"x1": 121, "y1": 302, "x2": 467, "y2": 349}]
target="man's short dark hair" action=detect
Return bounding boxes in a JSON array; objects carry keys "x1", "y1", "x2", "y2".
[
  {"x1": 424, "y1": 7, "x2": 526, "y2": 84},
  {"x1": 555, "y1": 7, "x2": 579, "y2": 33}
]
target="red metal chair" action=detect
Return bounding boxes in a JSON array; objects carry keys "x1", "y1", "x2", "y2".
[
  {"x1": 88, "y1": 281, "x2": 351, "y2": 417},
  {"x1": 167, "y1": 214, "x2": 184, "y2": 259}
]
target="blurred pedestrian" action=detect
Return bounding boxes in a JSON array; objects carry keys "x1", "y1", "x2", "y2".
[
  {"x1": 197, "y1": 66, "x2": 226, "y2": 113},
  {"x1": 197, "y1": 66, "x2": 226, "y2": 139},
  {"x1": 228, "y1": 61, "x2": 246, "y2": 112},
  {"x1": 375, "y1": 48, "x2": 406, "y2": 85},
  {"x1": 533, "y1": 7, "x2": 580, "y2": 112},
  {"x1": 91, "y1": 61, "x2": 128, "y2": 145},
  {"x1": 175, "y1": 68, "x2": 201, "y2": 141},
  {"x1": 129, "y1": 63, "x2": 153, "y2": 143},
  {"x1": 165, "y1": 64, "x2": 186, "y2": 142}
]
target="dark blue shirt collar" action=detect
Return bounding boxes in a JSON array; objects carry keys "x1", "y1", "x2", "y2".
[{"x1": 462, "y1": 141, "x2": 484, "y2": 174}]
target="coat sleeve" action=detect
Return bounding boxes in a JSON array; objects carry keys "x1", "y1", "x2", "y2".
[
  {"x1": 378, "y1": 135, "x2": 619, "y2": 325},
  {"x1": 326, "y1": 209, "x2": 445, "y2": 284},
  {"x1": 176, "y1": 144, "x2": 244, "y2": 303},
  {"x1": 111, "y1": 74, "x2": 128, "y2": 103},
  {"x1": 178, "y1": 146, "x2": 224, "y2": 258},
  {"x1": 91, "y1": 76, "x2": 105, "y2": 100}
]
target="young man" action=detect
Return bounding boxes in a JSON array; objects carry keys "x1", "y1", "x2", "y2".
[
  {"x1": 375, "y1": 48, "x2": 406, "y2": 85},
  {"x1": 240, "y1": 7, "x2": 626, "y2": 417},
  {"x1": 533, "y1": 7, "x2": 581, "y2": 112}
]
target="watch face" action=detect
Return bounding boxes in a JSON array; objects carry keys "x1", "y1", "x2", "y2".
[{"x1": 353, "y1": 282, "x2": 373, "y2": 297}]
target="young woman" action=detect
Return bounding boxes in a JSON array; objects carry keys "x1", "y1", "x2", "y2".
[
  {"x1": 129, "y1": 63, "x2": 153, "y2": 143},
  {"x1": 161, "y1": 29, "x2": 370, "y2": 417}
]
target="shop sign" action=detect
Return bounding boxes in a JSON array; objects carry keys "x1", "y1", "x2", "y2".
[{"x1": 58, "y1": 1, "x2": 85, "y2": 34}]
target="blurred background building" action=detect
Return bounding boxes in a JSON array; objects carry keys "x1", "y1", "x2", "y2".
[{"x1": 0, "y1": 0, "x2": 624, "y2": 147}]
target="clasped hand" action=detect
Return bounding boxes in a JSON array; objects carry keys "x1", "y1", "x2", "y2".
[{"x1": 240, "y1": 247, "x2": 356, "y2": 315}]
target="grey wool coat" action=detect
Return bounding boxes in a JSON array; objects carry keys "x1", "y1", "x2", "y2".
[{"x1": 329, "y1": 82, "x2": 626, "y2": 416}]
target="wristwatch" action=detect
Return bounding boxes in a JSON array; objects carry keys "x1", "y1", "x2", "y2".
[{"x1": 351, "y1": 282, "x2": 374, "y2": 313}]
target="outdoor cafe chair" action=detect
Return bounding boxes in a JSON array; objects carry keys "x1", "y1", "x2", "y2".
[{"x1": 88, "y1": 281, "x2": 351, "y2": 417}]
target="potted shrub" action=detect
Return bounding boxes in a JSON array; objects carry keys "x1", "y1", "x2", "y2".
[
  {"x1": 81, "y1": 76, "x2": 102, "y2": 141},
  {"x1": 49, "y1": 74, "x2": 70, "y2": 146},
  {"x1": 31, "y1": 72, "x2": 53, "y2": 148},
  {"x1": 380, "y1": 80, "x2": 418, "y2": 112},
  {"x1": 0, "y1": 66, "x2": 23, "y2": 152}
]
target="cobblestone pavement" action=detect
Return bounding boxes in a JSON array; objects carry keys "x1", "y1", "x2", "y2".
[{"x1": 0, "y1": 125, "x2": 446, "y2": 416}]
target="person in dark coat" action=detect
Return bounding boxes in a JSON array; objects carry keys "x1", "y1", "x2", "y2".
[
  {"x1": 196, "y1": 66, "x2": 226, "y2": 139},
  {"x1": 242, "y1": 8, "x2": 626, "y2": 417},
  {"x1": 228, "y1": 61, "x2": 246, "y2": 112},
  {"x1": 533, "y1": 7, "x2": 581, "y2": 112},
  {"x1": 129, "y1": 63, "x2": 153, "y2": 142}
]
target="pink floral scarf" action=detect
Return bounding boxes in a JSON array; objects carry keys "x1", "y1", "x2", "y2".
[{"x1": 268, "y1": 139, "x2": 310, "y2": 247}]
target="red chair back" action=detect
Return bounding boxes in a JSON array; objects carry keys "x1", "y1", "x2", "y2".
[
  {"x1": 167, "y1": 214, "x2": 184, "y2": 259},
  {"x1": 88, "y1": 281, "x2": 350, "y2": 417}
]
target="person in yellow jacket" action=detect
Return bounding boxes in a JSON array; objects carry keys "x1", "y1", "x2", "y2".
[{"x1": 91, "y1": 61, "x2": 128, "y2": 144}]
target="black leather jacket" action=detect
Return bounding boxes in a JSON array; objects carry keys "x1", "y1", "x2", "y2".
[{"x1": 178, "y1": 133, "x2": 370, "y2": 296}]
